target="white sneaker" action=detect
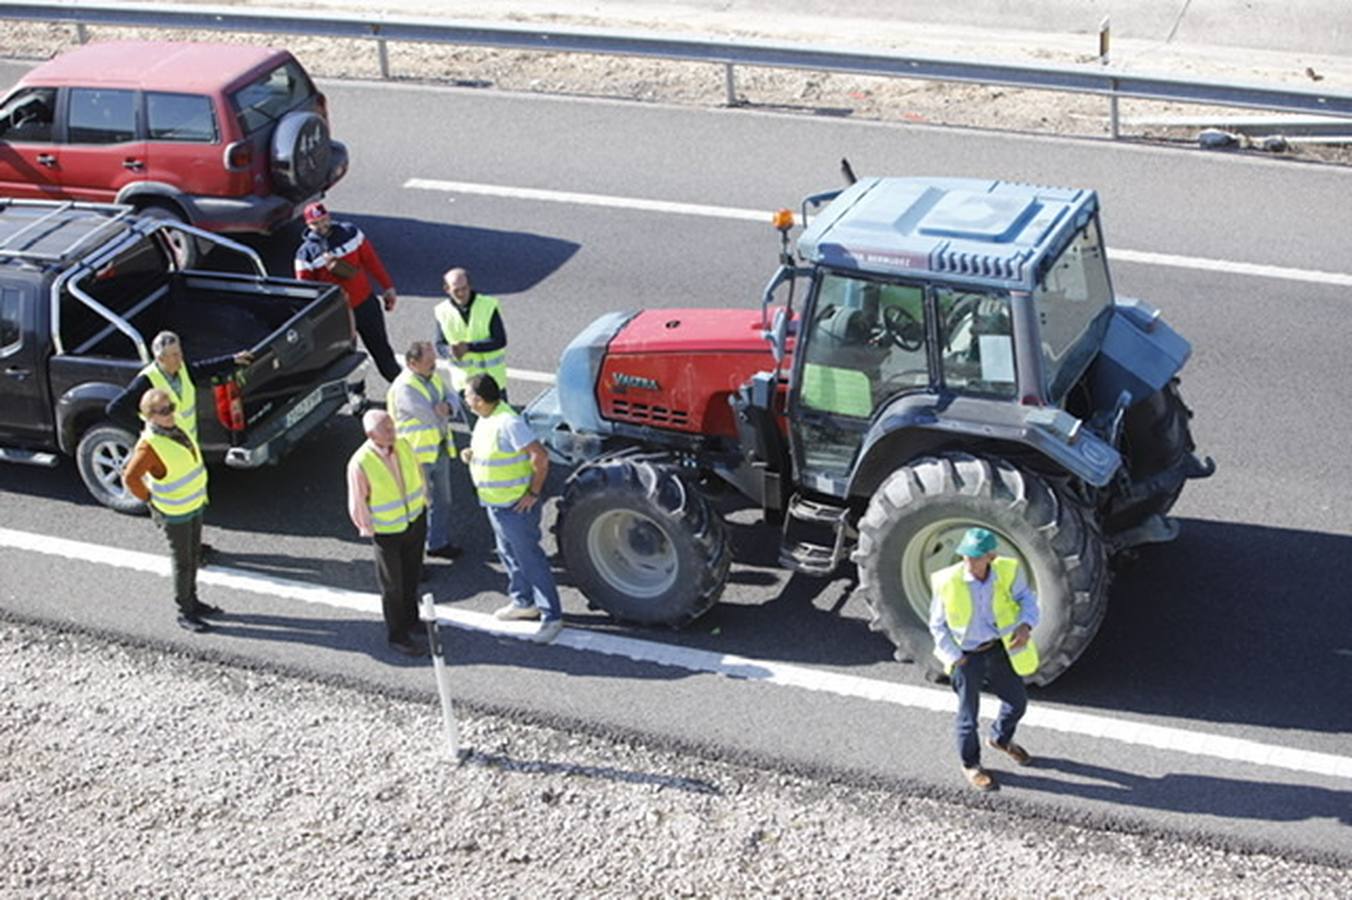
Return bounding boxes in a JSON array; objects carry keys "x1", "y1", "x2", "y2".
[
  {"x1": 494, "y1": 603, "x2": 541, "y2": 621},
  {"x1": 529, "y1": 619, "x2": 564, "y2": 644}
]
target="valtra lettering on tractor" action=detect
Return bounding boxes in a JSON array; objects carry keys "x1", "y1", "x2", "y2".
[{"x1": 525, "y1": 164, "x2": 1214, "y2": 684}]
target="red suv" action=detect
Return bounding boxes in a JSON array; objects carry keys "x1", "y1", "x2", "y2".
[{"x1": 0, "y1": 41, "x2": 348, "y2": 233}]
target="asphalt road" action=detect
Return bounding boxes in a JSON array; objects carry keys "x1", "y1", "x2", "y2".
[{"x1": 2, "y1": 63, "x2": 1351, "y2": 862}]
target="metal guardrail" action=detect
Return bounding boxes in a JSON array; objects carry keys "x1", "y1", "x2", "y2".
[{"x1": 2, "y1": 0, "x2": 1351, "y2": 139}]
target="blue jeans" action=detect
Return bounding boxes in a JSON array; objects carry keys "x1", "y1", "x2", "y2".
[
  {"x1": 422, "y1": 452, "x2": 454, "y2": 551},
  {"x1": 950, "y1": 643, "x2": 1027, "y2": 769},
  {"x1": 485, "y1": 503, "x2": 561, "y2": 622}
]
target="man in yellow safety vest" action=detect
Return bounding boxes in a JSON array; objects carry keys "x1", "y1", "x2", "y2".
[
  {"x1": 460, "y1": 373, "x2": 562, "y2": 644},
  {"x1": 387, "y1": 341, "x2": 464, "y2": 562},
  {"x1": 434, "y1": 267, "x2": 508, "y2": 398},
  {"x1": 120, "y1": 388, "x2": 220, "y2": 633},
  {"x1": 928, "y1": 527, "x2": 1040, "y2": 791},
  {"x1": 346, "y1": 408, "x2": 430, "y2": 657}
]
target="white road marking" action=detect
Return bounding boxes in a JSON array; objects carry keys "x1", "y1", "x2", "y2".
[
  {"x1": 405, "y1": 178, "x2": 1352, "y2": 288},
  {"x1": 3, "y1": 525, "x2": 1351, "y2": 782}
]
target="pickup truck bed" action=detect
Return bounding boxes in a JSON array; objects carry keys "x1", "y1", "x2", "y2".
[{"x1": 0, "y1": 198, "x2": 366, "y2": 512}]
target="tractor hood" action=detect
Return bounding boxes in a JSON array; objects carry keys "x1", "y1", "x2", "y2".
[{"x1": 607, "y1": 308, "x2": 775, "y2": 355}]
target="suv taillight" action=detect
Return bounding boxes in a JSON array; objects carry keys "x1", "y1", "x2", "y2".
[
  {"x1": 214, "y1": 380, "x2": 246, "y2": 431},
  {"x1": 223, "y1": 140, "x2": 253, "y2": 171}
]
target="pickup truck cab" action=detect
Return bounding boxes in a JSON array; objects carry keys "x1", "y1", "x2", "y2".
[{"x1": 0, "y1": 198, "x2": 366, "y2": 512}]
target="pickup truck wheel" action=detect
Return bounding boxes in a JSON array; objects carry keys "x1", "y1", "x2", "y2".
[
  {"x1": 271, "y1": 111, "x2": 332, "y2": 199},
  {"x1": 135, "y1": 202, "x2": 199, "y2": 269},
  {"x1": 76, "y1": 425, "x2": 147, "y2": 515},
  {"x1": 556, "y1": 458, "x2": 729, "y2": 626},
  {"x1": 853, "y1": 453, "x2": 1109, "y2": 686}
]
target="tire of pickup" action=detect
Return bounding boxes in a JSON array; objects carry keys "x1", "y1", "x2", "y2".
[
  {"x1": 76, "y1": 424, "x2": 147, "y2": 516},
  {"x1": 271, "y1": 111, "x2": 332, "y2": 200}
]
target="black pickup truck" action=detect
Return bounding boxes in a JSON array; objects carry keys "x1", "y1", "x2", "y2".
[{"x1": 0, "y1": 198, "x2": 366, "y2": 512}]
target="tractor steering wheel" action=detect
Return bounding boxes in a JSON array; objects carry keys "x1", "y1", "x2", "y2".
[{"x1": 882, "y1": 305, "x2": 925, "y2": 352}]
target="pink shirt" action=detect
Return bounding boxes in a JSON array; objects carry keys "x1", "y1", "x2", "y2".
[{"x1": 346, "y1": 440, "x2": 410, "y2": 538}]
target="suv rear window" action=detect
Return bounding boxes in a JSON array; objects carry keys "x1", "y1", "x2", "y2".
[
  {"x1": 230, "y1": 61, "x2": 314, "y2": 135},
  {"x1": 147, "y1": 92, "x2": 218, "y2": 143}
]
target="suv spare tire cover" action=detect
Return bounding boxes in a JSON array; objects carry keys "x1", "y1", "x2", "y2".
[{"x1": 271, "y1": 111, "x2": 332, "y2": 199}]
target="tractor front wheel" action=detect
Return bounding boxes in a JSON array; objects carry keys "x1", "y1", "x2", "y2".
[
  {"x1": 853, "y1": 453, "x2": 1109, "y2": 686},
  {"x1": 556, "y1": 458, "x2": 730, "y2": 626}
]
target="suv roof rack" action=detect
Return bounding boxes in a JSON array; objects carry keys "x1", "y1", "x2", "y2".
[{"x1": 0, "y1": 198, "x2": 136, "y2": 265}]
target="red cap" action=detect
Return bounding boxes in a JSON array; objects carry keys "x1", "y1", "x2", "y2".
[{"x1": 303, "y1": 202, "x2": 329, "y2": 224}]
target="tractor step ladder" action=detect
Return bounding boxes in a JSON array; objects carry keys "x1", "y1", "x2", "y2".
[{"x1": 778, "y1": 494, "x2": 851, "y2": 576}]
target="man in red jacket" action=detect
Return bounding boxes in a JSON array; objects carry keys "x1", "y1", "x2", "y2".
[{"x1": 294, "y1": 202, "x2": 401, "y2": 382}]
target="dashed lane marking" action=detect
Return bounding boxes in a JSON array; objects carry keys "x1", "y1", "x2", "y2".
[
  {"x1": 405, "y1": 178, "x2": 1352, "y2": 288},
  {"x1": 3, "y1": 525, "x2": 1350, "y2": 782}
]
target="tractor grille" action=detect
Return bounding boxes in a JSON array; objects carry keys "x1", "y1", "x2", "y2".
[{"x1": 610, "y1": 398, "x2": 691, "y2": 428}]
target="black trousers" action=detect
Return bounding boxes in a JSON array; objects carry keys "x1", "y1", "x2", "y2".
[
  {"x1": 158, "y1": 510, "x2": 203, "y2": 614},
  {"x1": 353, "y1": 293, "x2": 401, "y2": 382},
  {"x1": 372, "y1": 512, "x2": 426, "y2": 641}
]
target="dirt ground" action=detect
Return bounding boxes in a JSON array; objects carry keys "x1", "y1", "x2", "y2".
[{"x1": 2, "y1": 15, "x2": 1349, "y2": 167}]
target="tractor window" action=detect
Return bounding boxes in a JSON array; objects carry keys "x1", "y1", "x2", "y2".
[
  {"x1": 800, "y1": 274, "x2": 930, "y2": 418},
  {"x1": 935, "y1": 288, "x2": 1017, "y2": 398},
  {"x1": 1036, "y1": 219, "x2": 1114, "y2": 401}
]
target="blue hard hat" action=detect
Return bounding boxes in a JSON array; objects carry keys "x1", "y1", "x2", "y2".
[{"x1": 955, "y1": 527, "x2": 998, "y2": 558}]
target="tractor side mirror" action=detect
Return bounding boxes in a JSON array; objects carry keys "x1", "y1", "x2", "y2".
[{"x1": 769, "y1": 307, "x2": 790, "y2": 364}]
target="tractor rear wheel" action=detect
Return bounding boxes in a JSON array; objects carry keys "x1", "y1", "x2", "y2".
[
  {"x1": 1104, "y1": 379, "x2": 1199, "y2": 532},
  {"x1": 853, "y1": 453, "x2": 1109, "y2": 686},
  {"x1": 556, "y1": 458, "x2": 730, "y2": 626}
]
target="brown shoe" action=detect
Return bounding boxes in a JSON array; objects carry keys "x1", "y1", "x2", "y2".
[
  {"x1": 986, "y1": 738, "x2": 1032, "y2": 766},
  {"x1": 963, "y1": 767, "x2": 997, "y2": 791}
]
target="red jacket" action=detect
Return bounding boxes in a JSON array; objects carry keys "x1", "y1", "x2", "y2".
[{"x1": 293, "y1": 221, "x2": 394, "y2": 309}]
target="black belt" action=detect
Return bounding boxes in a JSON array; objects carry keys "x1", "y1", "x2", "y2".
[{"x1": 970, "y1": 640, "x2": 999, "y2": 653}]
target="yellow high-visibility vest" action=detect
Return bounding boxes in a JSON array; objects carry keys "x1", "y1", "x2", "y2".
[
  {"x1": 142, "y1": 429, "x2": 208, "y2": 517},
  {"x1": 469, "y1": 405, "x2": 533, "y2": 508},
  {"x1": 932, "y1": 557, "x2": 1040, "y2": 677},
  {"x1": 434, "y1": 294, "x2": 507, "y2": 392},
  {"x1": 385, "y1": 369, "x2": 455, "y2": 464},
  {"x1": 355, "y1": 439, "x2": 426, "y2": 534},
  {"x1": 142, "y1": 361, "x2": 197, "y2": 442}
]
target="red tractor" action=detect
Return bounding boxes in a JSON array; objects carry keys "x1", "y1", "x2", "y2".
[{"x1": 524, "y1": 170, "x2": 1212, "y2": 684}]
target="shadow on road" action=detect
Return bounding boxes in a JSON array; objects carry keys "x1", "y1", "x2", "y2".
[
  {"x1": 1041, "y1": 517, "x2": 1352, "y2": 736},
  {"x1": 1004, "y1": 756, "x2": 1352, "y2": 826},
  {"x1": 204, "y1": 611, "x2": 429, "y2": 668},
  {"x1": 221, "y1": 214, "x2": 581, "y2": 297}
]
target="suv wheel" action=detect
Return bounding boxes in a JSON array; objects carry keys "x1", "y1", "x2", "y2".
[
  {"x1": 135, "y1": 202, "x2": 199, "y2": 269},
  {"x1": 76, "y1": 424, "x2": 147, "y2": 515},
  {"x1": 271, "y1": 111, "x2": 332, "y2": 199}
]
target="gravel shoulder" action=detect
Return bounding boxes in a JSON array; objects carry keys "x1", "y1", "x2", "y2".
[
  {"x1": 3, "y1": 620, "x2": 1349, "y2": 897},
  {"x1": 2, "y1": 2, "x2": 1350, "y2": 165}
]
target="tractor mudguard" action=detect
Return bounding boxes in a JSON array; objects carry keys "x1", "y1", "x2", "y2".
[
  {"x1": 1090, "y1": 298, "x2": 1192, "y2": 410},
  {"x1": 847, "y1": 393, "x2": 1122, "y2": 499}
]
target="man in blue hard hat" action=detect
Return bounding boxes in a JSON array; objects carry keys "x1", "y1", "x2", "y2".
[{"x1": 928, "y1": 526, "x2": 1040, "y2": 791}]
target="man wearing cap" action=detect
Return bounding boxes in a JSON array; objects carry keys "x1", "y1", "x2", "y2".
[
  {"x1": 928, "y1": 526, "x2": 1040, "y2": 791},
  {"x1": 294, "y1": 202, "x2": 401, "y2": 382}
]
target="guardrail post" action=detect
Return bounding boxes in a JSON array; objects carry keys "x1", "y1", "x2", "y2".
[
  {"x1": 724, "y1": 63, "x2": 738, "y2": 106},
  {"x1": 378, "y1": 39, "x2": 390, "y2": 79},
  {"x1": 74, "y1": 21, "x2": 88, "y2": 44},
  {"x1": 1108, "y1": 78, "x2": 1121, "y2": 139}
]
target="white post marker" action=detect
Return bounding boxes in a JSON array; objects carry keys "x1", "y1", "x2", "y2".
[{"x1": 420, "y1": 592, "x2": 463, "y2": 761}]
